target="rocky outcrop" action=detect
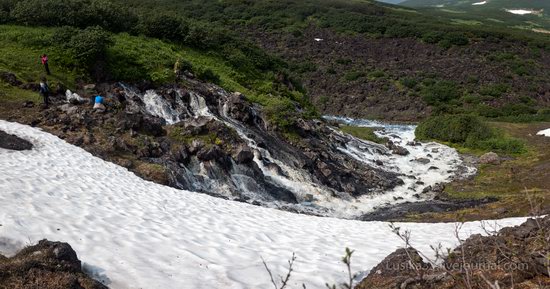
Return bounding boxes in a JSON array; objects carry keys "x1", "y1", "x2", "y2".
[
  {"x1": 0, "y1": 130, "x2": 33, "y2": 150},
  {"x1": 0, "y1": 239, "x2": 108, "y2": 289},
  {"x1": 357, "y1": 216, "x2": 550, "y2": 289},
  {"x1": 479, "y1": 152, "x2": 500, "y2": 165}
]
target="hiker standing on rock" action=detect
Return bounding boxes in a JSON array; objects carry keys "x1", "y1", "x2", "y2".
[
  {"x1": 41, "y1": 54, "x2": 50, "y2": 75},
  {"x1": 174, "y1": 58, "x2": 182, "y2": 80},
  {"x1": 39, "y1": 78, "x2": 50, "y2": 108}
]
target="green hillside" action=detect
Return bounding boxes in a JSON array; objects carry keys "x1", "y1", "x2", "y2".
[
  {"x1": 0, "y1": 0, "x2": 549, "y2": 124},
  {"x1": 400, "y1": 0, "x2": 550, "y2": 31}
]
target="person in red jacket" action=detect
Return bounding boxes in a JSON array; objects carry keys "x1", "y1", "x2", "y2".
[{"x1": 41, "y1": 54, "x2": 50, "y2": 75}]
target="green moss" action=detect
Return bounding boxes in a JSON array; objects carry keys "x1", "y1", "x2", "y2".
[{"x1": 340, "y1": 125, "x2": 387, "y2": 144}]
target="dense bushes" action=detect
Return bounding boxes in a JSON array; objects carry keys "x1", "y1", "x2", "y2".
[
  {"x1": 9, "y1": 0, "x2": 137, "y2": 32},
  {"x1": 52, "y1": 26, "x2": 112, "y2": 69},
  {"x1": 416, "y1": 114, "x2": 525, "y2": 154},
  {"x1": 420, "y1": 80, "x2": 462, "y2": 105},
  {"x1": 416, "y1": 114, "x2": 491, "y2": 143}
]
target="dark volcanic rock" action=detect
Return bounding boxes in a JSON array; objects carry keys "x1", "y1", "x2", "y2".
[
  {"x1": 0, "y1": 130, "x2": 33, "y2": 150},
  {"x1": 0, "y1": 239, "x2": 108, "y2": 289}
]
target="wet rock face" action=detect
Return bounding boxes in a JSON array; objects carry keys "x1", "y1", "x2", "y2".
[
  {"x1": 0, "y1": 239, "x2": 108, "y2": 289},
  {"x1": 0, "y1": 130, "x2": 33, "y2": 150}
]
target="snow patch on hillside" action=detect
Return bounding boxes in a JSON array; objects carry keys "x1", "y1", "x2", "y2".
[
  {"x1": 0, "y1": 120, "x2": 528, "y2": 289},
  {"x1": 537, "y1": 128, "x2": 550, "y2": 137},
  {"x1": 505, "y1": 9, "x2": 538, "y2": 15},
  {"x1": 472, "y1": 1, "x2": 487, "y2": 6}
]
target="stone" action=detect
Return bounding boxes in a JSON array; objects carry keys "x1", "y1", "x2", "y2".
[
  {"x1": 197, "y1": 146, "x2": 223, "y2": 161},
  {"x1": 414, "y1": 158, "x2": 430, "y2": 164},
  {"x1": 479, "y1": 152, "x2": 500, "y2": 165},
  {"x1": 387, "y1": 140, "x2": 410, "y2": 156},
  {"x1": 0, "y1": 72, "x2": 22, "y2": 86},
  {"x1": 234, "y1": 146, "x2": 254, "y2": 164},
  {"x1": 21, "y1": 101, "x2": 35, "y2": 108},
  {"x1": 59, "y1": 104, "x2": 79, "y2": 115},
  {"x1": 0, "y1": 130, "x2": 33, "y2": 150}
]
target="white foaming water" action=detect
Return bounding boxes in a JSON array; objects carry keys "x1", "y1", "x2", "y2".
[
  {"x1": 537, "y1": 128, "x2": 550, "y2": 137},
  {"x1": 142, "y1": 90, "x2": 182, "y2": 124},
  {"x1": 220, "y1": 104, "x2": 329, "y2": 206},
  {"x1": 323, "y1": 116, "x2": 476, "y2": 216},
  {"x1": 0, "y1": 120, "x2": 529, "y2": 289}
]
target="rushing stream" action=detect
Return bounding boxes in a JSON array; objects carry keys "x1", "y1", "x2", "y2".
[{"x1": 117, "y1": 85, "x2": 475, "y2": 219}]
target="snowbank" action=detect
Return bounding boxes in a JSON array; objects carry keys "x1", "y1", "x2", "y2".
[
  {"x1": 505, "y1": 9, "x2": 537, "y2": 15},
  {"x1": 537, "y1": 128, "x2": 550, "y2": 137},
  {"x1": 0, "y1": 120, "x2": 528, "y2": 289},
  {"x1": 472, "y1": 1, "x2": 487, "y2": 5}
]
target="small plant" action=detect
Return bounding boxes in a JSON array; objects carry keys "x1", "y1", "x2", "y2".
[
  {"x1": 261, "y1": 252, "x2": 297, "y2": 289},
  {"x1": 326, "y1": 247, "x2": 357, "y2": 289}
]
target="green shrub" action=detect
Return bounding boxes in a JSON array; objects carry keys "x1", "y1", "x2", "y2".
[
  {"x1": 416, "y1": 114, "x2": 493, "y2": 144},
  {"x1": 420, "y1": 80, "x2": 462, "y2": 105},
  {"x1": 400, "y1": 77, "x2": 418, "y2": 89},
  {"x1": 344, "y1": 71, "x2": 366, "y2": 81},
  {"x1": 422, "y1": 31, "x2": 444, "y2": 44},
  {"x1": 445, "y1": 32, "x2": 469, "y2": 46},
  {"x1": 479, "y1": 83, "x2": 509, "y2": 98},
  {"x1": 196, "y1": 68, "x2": 220, "y2": 84},
  {"x1": 416, "y1": 114, "x2": 525, "y2": 154},
  {"x1": 52, "y1": 26, "x2": 112, "y2": 69},
  {"x1": 368, "y1": 69, "x2": 385, "y2": 79},
  {"x1": 263, "y1": 97, "x2": 299, "y2": 129},
  {"x1": 138, "y1": 13, "x2": 189, "y2": 42}
]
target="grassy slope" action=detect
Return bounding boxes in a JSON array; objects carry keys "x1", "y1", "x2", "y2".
[
  {"x1": 0, "y1": 25, "x2": 260, "y2": 104},
  {"x1": 340, "y1": 125, "x2": 387, "y2": 144}
]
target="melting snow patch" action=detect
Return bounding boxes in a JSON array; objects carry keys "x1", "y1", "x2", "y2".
[
  {"x1": 472, "y1": 1, "x2": 487, "y2": 5},
  {"x1": 537, "y1": 128, "x2": 550, "y2": 137},
  {"x1": 0, "y1": 120, "x2": 529, "y2": 289},
  {"x1": 505, "y1": 9, "x2": 537, "y2": 15},
  {"x1": 314, "y1": 38, "x2": 324, "y2": 42}
]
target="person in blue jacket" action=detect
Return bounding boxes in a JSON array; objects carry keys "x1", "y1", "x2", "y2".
[{"x1": 93, "y1": 95, "x2": 106, "y2": 112}]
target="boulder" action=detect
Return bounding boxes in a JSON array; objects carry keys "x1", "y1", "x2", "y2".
[
  {"x1": 233, "y1": 146, "x2": 254, "y2": 164},
  {"x1": 59, "y1": 104, "x2": 79, "y2": 115},
  {"x1": 0, "y1": 72, "x2": 22, "y2": 86},
  {"x1": 414, "y1": 157, "x2": 431, "y2": 164},
  {"x1": 387, "y1": 140, "x2": 410, "y2": 156},
  {"x1": 479, "y1": 152, "x2": 500, "y2": 165},
  {"x1": 0, "y1": 130, "x2": 33, "y2": 151},
  {"x1": 197, "y1": 146, "x2": 223, "y2": 161},
  {"x1": 0, "y1": 239, "x2": 108, "y2": 289}
]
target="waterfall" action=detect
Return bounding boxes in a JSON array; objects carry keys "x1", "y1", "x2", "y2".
[{"x1": 117, "y1": 85, "x2": 475, "y2": 218}]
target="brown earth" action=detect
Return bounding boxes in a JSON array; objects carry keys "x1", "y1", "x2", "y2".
[
  {"x1": 246, "y1": 25, "x2": 550, "y2": 121},
  {"x1": 357, "y1": 216, "x2": 550, "y2": 289}
]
